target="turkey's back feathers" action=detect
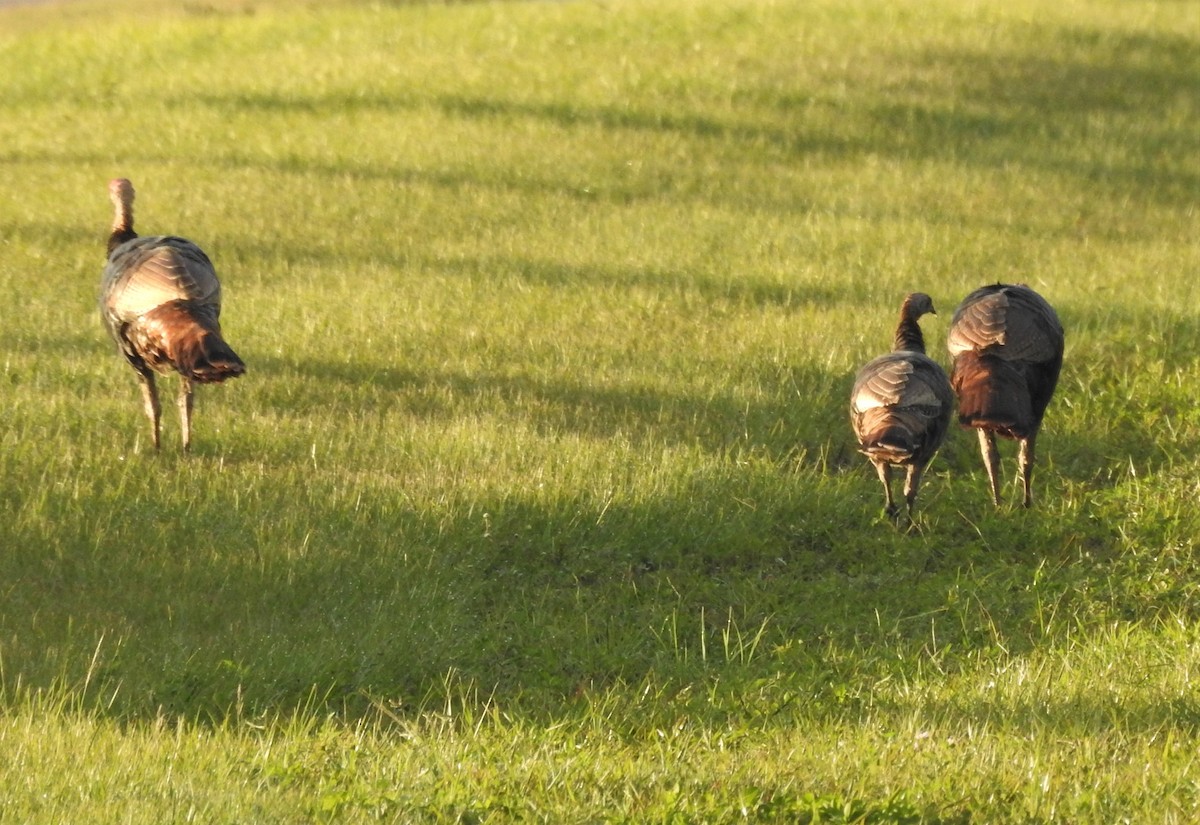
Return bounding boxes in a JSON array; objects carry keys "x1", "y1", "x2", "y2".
[
  {"x1": 102, "y1": 236, "x2": 221, "y2": 328},
  {"x1": 852, "y1": 352, "x2": 953, "y2": 463},
  {"x1": 948, "y1": 284, "x2": 1063, "y2": 364}
]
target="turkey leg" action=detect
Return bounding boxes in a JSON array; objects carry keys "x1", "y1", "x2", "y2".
[
  {"x1": 1018, "y1": 434, "x2": 1037, "y2": 508},
  {"x1": 977, "y1": 429, "x2": 1002, "y2": 506},
  {"x1": 178, "y1": 378, "x2": 194, "y2": 452},
  {"x1": 873, "y1": 461, "x2": 898, "y2": 517},
  {"x1": 136, "y1": 368, "x2": 161, "y2": 450}
]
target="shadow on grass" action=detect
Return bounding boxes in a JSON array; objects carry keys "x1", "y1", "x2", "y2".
[{"x1": 0, "y1": 399, "x2": 1156, "y2": 727}]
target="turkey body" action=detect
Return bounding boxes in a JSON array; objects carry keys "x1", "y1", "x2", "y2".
[
  {"x1": 850, "y1": 293, "x2": 953, "y2": 524},
  {"x1": 947, "y1": 283, "x2": 1063, "y2": 507},
  {"x1": 100, "y1": 179, "x2": 245, "y2": 450}
]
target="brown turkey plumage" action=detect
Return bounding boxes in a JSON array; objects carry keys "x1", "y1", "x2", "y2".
[
  {"x1": 947, "y1": 283, "x2": 1063, "y2": 507},
  {"x1": 850, "y1": 293, "x2": 953, "y2": 524},
  {"x1": 100, "y1": 179, "x2": 245, "y2": 451}
]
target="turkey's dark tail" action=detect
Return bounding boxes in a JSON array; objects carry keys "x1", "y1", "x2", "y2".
[
  {"x1": 183, "y1": 330, "x2": 246, "y2": 383},
  {"x1": 140, "y1": 301, "x2": 246, "y2": 383},
  {"x1": 951, "y1": 351, "x2": 1033, "y2": 439},
  {"x1": 856, "y1": 407, "x2": 924, "y2": 464}
]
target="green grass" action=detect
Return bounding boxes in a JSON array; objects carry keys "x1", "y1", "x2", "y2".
[{"x1": 1, "y1": 0, "x2": 1199, "y2": 820}]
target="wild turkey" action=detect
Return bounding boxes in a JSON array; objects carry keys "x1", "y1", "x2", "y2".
[
  {"x1": 850, "y1": 292, "x2": 953, "y2": 524},
  {"x1": 947, "y1": 283, "x2": 1064, "y2": 507},
  {"x1": 100, "y1": 178, "x2": 245, "y2": 451}
]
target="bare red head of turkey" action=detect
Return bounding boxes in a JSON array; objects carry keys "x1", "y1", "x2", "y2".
[{"x1": 109, "y1": 178, "x2": 134, "y2": 208}]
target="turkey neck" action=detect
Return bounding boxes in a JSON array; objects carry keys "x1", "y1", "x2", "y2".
[
  {"x1": 893, "y1": 310, "x2": 926, "y2": 354},
  {"x1": 108, "y1": 204, "x2": 137, "y2": 255}
]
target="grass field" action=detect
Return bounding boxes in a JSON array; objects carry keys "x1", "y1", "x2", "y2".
[{"x1": 1, "y1": 0, "x2": 1199, "y2": 820}]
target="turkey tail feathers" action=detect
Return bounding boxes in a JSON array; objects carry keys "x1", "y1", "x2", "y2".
[
  {"x1": 130, "y1": 301, "x2": 245, "y2": 384},
  {"x1": 950, "y1": 351, "x2": 1034, "y2": 439},
  {"x1": 181, "y1": 331, "x2": 245, "y2": 384},
  {"x1": 855, "y1": 406, "x2": 942, "y2": 463}
]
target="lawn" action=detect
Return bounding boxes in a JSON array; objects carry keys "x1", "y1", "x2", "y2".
[{"x1": 0, "y1": 0, "x2": 1198, "y2": 820}]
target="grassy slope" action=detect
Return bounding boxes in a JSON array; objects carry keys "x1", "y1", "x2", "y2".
[{"x1": 1, "y1": 0, "x2": 1199, "y2": 820}]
